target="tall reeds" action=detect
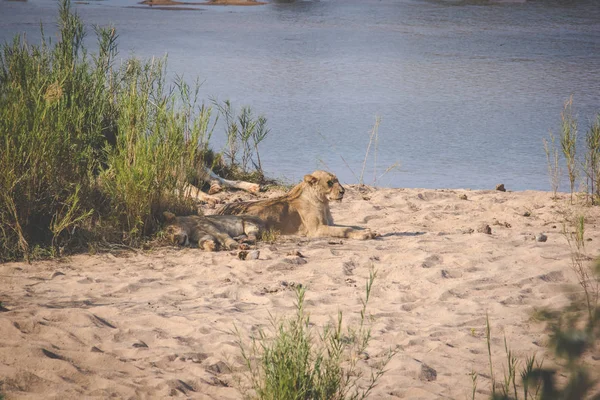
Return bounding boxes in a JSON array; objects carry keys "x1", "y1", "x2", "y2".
[
  {"x1": 560, "y1": 97, "x2": 578, "y2": 204},
  {"x1": 584, "y1": 116, "x2": 600, "y2": 204},
  {"x1": 544, "y1": 97, "x2": 600, "y2": 205},
  {"x1": 99, "y1": 58, "x2": 212, "y2": 243}
]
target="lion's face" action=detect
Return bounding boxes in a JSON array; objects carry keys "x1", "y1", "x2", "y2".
[
  {"x1": 164, "y1": 223, "x2": 189, "y2": 246},
  {"x1": 163, "y1": 211, "x2": 190, "y2": 246},
  {"x1": 304, "y1": 170, "x2": 345, "y2": 202}
]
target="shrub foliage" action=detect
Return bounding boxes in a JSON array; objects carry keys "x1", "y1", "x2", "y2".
[{"x1": 0, "y1": 0, "x2": 268, "y2": 260}]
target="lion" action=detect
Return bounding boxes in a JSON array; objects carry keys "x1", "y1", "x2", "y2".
[
  {"x1": 163, "y1": 211, "x2": 265, "y2": 251},
  {"x1": 216, "y1": 170, "x2": 376, "y2": 240}
]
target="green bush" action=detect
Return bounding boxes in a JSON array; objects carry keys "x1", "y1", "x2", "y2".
[
  {"x1": 0, "y1": 0, "x2": 115, "y2": 259},
  {"x1": 0, "y1": 0, "x2": 269, "y2": 259},
  {"x1": 98, "y1": 58, "x2": 212, "y2": 243}
]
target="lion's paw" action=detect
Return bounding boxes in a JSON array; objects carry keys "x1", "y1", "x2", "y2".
[
  {"x1": 200, "y1": 239, "x2": 217, "y2": 252},
  {"x1": 350, "y1": 228, "x2": 377, "y2": 240},
  {"x1": 225, "y1": 239, "x2": 239, "y2": 251}
]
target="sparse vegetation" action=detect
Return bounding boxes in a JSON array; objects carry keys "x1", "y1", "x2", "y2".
[
  {"x1": 584, "y1": 115, "x2": 600, "y2": 205},
  {"x1": 485, "y1": 289, "x2": 599, "y2": 400},
  {"x1": 560, "y1": 97, "x2": 578, "y2": 204},
  {"x1": 543, "y1": 131, "x2": 561, "y2": 199},
  {"x1": 545, "y1": 97, "x2": 600, "y2": 206},
  {"x1": 0, "y1": 0, "x2": 269, "y2": 261},
  {"x1": 482, "y1": 213, "x2": 599, "y2": 399},
  {"x1": 259, "y1": 228, "x2": 280, "y2": 244},
  {"x1": 562, "y1": 214, "x2": 599, "y2": 327},
  {"x1": 318, "y1": 117, "x2": 400, "y2": 187},
  {"x1": 213, "y1": 99, "x2": 270, "y2": 182},
  {"x1": 236, "y1": 270, "x2": 396, "y2": 400}
]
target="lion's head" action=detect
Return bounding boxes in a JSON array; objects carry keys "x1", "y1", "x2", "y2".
[
  {"x1": 163, "y1": 211, "x2": 189, "y2": 246},
  {"x1": 303, "y1": 170, "x2": 345, "y2": 202}
]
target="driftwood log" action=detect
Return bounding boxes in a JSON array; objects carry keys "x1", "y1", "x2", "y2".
[
  {"x1": 203, "y1": 167, "x2": 260, "y2": 194},
  {"x1": 182, "y1": 167, "x2": 260, "y2": 204}
]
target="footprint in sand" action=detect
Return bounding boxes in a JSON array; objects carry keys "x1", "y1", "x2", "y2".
[
  {"x1": 41, "y1": 348, "x2": 65, "y2": 361},
  {"x1": 167, "y1": 379, "x2": 197, "y2": 396},
  {"x1": 362, "y1": 214, "x2": 384, "y2": 223},
  {"x1": 421, "y1": 254, "x2": 442, "y2": 268},
  {"x1": 538, "y1": 270, "x2": 564, "y2": 282},
  {"x1": 90, "y1": 314, "x2": 117, "y2": 329}
]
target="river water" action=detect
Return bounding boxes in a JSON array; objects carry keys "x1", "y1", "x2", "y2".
[{"x1": 1, "y1": 0, "x2": 599, "y2": 190}]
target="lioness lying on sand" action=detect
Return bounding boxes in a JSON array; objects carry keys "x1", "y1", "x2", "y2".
[
  {"x1": 216, "y1": 170, "x2": 376, "y2": 240},
  {"x1": 163, "y1": 211, "x2": 264, "y2": 251}
]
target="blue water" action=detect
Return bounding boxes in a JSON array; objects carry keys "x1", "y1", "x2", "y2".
[{"x1": 1, "y1": 0, "x2": 599, "y2": 189}]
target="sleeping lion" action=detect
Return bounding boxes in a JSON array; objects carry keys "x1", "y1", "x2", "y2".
[
  {"x1": 216, "y1": 170, "x2": 376, "y2": 240},
  {"x1": 163, "y1": 211, "x2": 264, "y2": 251}
]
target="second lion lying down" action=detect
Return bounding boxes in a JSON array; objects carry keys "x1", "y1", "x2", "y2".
[
  {"x1": 163, "y1": 211, "x2": 264, "y2": 251},
  {"x1": 216, "y1": 170, "x2": 376, "y2": 240}
]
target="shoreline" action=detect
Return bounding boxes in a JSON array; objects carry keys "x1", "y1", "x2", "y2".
[
  {"x1": 139, "y1": 0, "x2": 266, "y2": 6},
  {"x1": 1, "y1": 186, "x2": 599, "y2": 398}
]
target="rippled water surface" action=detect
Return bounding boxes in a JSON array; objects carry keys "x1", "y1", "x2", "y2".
[{"x1": 2, "y1": 0, "x2": 599, "y2": 189}]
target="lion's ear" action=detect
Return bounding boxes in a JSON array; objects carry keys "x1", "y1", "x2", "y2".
[
  {"x1": 163, "y1": 211, "x2": 176, "y2": 222},
  {"x1": 303, "y1": 174, "x2": 318, "y2": 185}
]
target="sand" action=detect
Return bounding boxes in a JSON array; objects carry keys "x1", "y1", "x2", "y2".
[{"x1": 1, "y1": 186, "x2": 599, "y2": 399}]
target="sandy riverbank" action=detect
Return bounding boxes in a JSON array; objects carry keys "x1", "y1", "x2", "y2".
[{"x1": 1, "y1": 186, "x2": 599, "y2": 399}]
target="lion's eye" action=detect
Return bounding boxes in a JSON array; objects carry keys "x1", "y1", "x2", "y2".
[{"x1": 327, "y1": 180, "x2": 334, "y2": 187}]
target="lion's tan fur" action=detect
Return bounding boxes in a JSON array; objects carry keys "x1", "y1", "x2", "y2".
[
  {"x1": 163, "y1": 212, "x2": 264, "y2": 251},
  {"x1": 216, "y1": 170, "x2": 375, "y2": 240}
]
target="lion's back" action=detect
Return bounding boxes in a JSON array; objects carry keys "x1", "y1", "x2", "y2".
[{"x1": 217, "y1": 196, "x2": 302, "y2": 234}]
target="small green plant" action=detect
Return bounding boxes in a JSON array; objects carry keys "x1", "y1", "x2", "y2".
[
  {"x1": 318, "y1": 117, "x2": 400, "y2": 187},
  {"x1": 236, "y1": 270, "x2": 396, "y2": 400},
  {"x1": 358, "y1": 117, "x2": 402, "y2": 187},
  {"x1": 485, "y1": 315, "x2": 544, "y2": 400},
  {"x1": 486, "y1": 315, "x2": 497, "y2": 397},
  {"x1": 560, "y1": 97, "x2": 578, "y2": 204},
  {"x1": 584, "y1": 115, "x2": 600, "y2": 205},
  {"x1": 545, "y1": 98, "x2": 600, "y2": 206},
  {"x1": 359, "y1": 116, "x2": 381, "y2": 186},
  {"x1": 470, "y1": 370, "x2": 478, "y2": 400},
  {"x1": 259, "y1": 228, "x2": 280, "y2": 244},
  {"x1": 213, "y1": 99, "x2": 270, "y2": 181},
  {"x1": 543, "y1": 131, "x2": 561, "y2": 199}
]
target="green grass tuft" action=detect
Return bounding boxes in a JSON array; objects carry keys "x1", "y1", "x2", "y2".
[{"x1": 236, "y1": 270, "x2": 396, "y2": 400}]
